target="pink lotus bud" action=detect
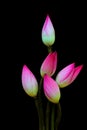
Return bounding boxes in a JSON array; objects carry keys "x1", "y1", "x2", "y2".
[
  {"x1": 22, "y1": 65, "x2": 38, "y2": 97},
  {"x1": 41, "y1": 15, "x2": 55, "y2": 46},
  {"x1": 40, "y1": 51, "x2": 57, "y2": 77},
  {"x1": 56, "y1": 63, "x2": 83, "y2": 88},
  {"x1": 43, "y1": 74, "x2": 60, "y2": 103}
]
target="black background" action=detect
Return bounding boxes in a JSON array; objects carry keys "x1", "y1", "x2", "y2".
[{"x1": 3, "y1": 1, "x2": 87, "y2": 129}]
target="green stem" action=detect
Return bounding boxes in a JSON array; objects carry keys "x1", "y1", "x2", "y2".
[
  {"x1": 55, "y1": 102, "x2": 62, "y2": 130},
  {"x1": 46, "y1": 101, "x2": 50, "y2": 130},
  {"x1": 51, "y1": 104, "x2": 55, "y2": 130},
  {"x1": 35, "y1": 98, "x2": 42, "y2": 130},
  {"x1": 34, "y1": 78, "x2": 45, "y2": 130},
  {"x1": 48, "y1": 46, "x2": 52, "y2": 53}
]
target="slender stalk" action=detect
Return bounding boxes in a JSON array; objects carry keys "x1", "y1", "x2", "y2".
[
  {"x1": 46, "y1": 101, "x2": 50, "y2": 130},
  {"x1": 48, "y1": 46, "x2": 52, "y2": 53},
  {"x1": 34, "y1": 78, "x2": 45, "y2": 130},
  {"x1": 55, "y1": 102, "x2": 62, "y2": 130},
  {"x1": 51, "y1": 104, "x2": 55, "y2": 130},
  {"x1": 35, "y1": 98, "x2": 42, "y2": 130}
]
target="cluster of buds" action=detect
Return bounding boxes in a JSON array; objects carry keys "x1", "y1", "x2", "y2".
[{"x1": 21, "y1": 15, "x2": 83, "y2": 103}]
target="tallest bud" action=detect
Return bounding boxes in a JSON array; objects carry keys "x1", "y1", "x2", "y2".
[{"x1": 41, "y1": 15, "x2": 55, "y2": 47}]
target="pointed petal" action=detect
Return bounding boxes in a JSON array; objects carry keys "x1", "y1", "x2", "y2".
[
  {"x1": 42, "y1": 15, "x2": 55, "y2": 46},
  {"x1": 56, "y1": 63, "x2": 75, "y2": 81},
  {"x1": 43, "y1": 74, "x2": 60, "y2": 103},
  {"x1": 40, "y1": 51, "x2": 57, "y2": 77},
  {"x1": 56, "y1": 63, "x2": 75, "y2": 88},
  {"x1": 22, "y1": 65, "x2": 38, "y2": 97},
  {"x1": 70, "y1": 65, "x2": 83, "y2": 83},
  {"x1": 56, "y1": 69, "x2": 74, "y2": 88}
]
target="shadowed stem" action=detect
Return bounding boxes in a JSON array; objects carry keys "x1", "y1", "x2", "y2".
[
  {"x1": 48, "y1": 46, "x2": 52, "y2": 53},
  {"x1": 34, "y1": 78, "x2": 45, "y2": 130},
  {"x1": 46, "y1": 101, "x2": 50, "y2": 130},
  {"x1": 35, "y1": 98, "x2": 42, "y2": 130},
  {"x1": 51, "y1": 104, "x2": 55, "y2": 130},
  {"x1": 55, "y1": 102, "x2": 62, "y2": 130}
]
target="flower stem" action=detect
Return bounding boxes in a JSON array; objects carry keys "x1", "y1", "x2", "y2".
[
  {"x1": 46, "y1": 101, "x2": 50, "y2": 130},
  {"x1": 51, "y1": 104, "x2": 55, "y2": 130},
  {"x1": 55, "y1": 102, "x2": 62, "y2": 130},
  {"x1": 48, "y1": 46, "x2": 52, "y2": 53},
  {"x1": 34, "y1": 78, "x2": 45, "y2": 130},
  {"x1": 35, "y1": 98, "x2": 42, "y2": 130}
]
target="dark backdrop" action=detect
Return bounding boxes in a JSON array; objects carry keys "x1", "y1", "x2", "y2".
[{"x1": 3, "y1": 1, "x2": 86, "y2": 130}]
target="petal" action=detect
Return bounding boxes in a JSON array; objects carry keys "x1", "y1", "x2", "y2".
[
  {"x1": 70, "y1": 65, "x2": 83, "y2": 84},
  {"x1": 56, "y1": 63, "x2": 75, "y2": 88},
  {"x1": 43, "y1": 74, "x2": 60, "y2": 103},
  {"x1": 22, "y1": 65, "x2": 38, "y2": 97},
  {"x1": 56, "y1": 69, "x2": 74, "y2": 88},
  {"x1": 56, "y1": 63, "x2": 75, "y2": 82},
  {"x1": 40, "y1": 51, "x2": 57, "y2": 77},
  {"x1": 42, "y1": 15, "x2": 55, "y2": 46}
]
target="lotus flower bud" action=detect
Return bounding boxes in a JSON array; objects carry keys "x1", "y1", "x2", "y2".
[
  {"x1": 40, "y1": 51, "x2": 57, "y2": 77},
  {"x1": 22, "y1": 65, "x2": 38, "y2": 97},
  {"x1": 56, "y1": 63, "x2": 83, "y2": 88},
  {"x1": 43, "y1": 74, "x2": 60, "y2": 103},
  {"x1": 41, "y1": 15, "x2": 55, "y2": 46}
]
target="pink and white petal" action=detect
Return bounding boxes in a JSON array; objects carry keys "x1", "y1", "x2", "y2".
[
  {"x1": 44, "y1": 74, "x2": 60, "y2": 103},
  {"x1": 42, "y1": 15, "x2": 54, "y2": 35},
  {"x1": 56, "y1": 63, "x2": 75, "y2": 83},
  {"x1": 57, "y1": 69, "x2": 74, "y2": 88}
]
